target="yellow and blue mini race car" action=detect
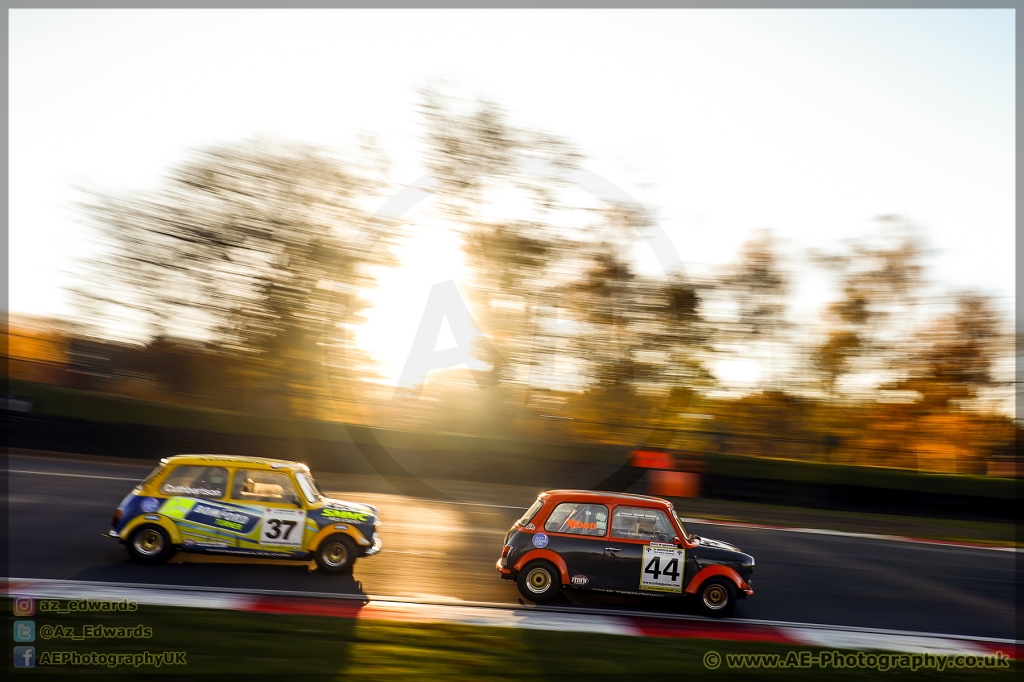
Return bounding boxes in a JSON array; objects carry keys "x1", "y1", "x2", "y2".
[{"x1": 106, "y1": 454, "x2": 381, "y2": 574}]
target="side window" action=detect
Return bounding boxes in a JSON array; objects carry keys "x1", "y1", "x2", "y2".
[
  {"x1": 543, "y1": 503, "x2": 609, "y2": 537},
  {"x1": 611, "y1": 506, "x2": 677, "y2": 542},
  {"x1": 158, "y1": 466, "x2": 228, "y2": 499},
  {"x1": 231, "y1": 470, "x2": 299, "y2": 504}
]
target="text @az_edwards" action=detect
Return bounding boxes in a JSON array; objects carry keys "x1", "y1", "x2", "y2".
[{"x1": 39, "y1": 623, "x2": 153, "y2": 640}]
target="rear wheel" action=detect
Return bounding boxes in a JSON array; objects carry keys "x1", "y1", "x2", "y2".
[
  {"x1": 314, "y1": 535, "x2": 358, "y2": 574},
  {"x1": 697, "y1": 577, "x2": 737, "y2": 617},
  {"x1": 516, "y1": 560, "x2": 560, "y2": 603},
  {"x1": 125, "y1": 525, "x2": 175, "y2": 565}
]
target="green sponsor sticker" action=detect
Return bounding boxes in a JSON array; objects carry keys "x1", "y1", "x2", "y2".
[
  {"x1": 322, "y1": 509, "x2": 367, "y2": 522},
  {"x1": 159, "y1": 497, "x2": 197, "y2": 520}
]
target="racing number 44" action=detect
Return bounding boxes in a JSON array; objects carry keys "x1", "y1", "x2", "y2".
[
  {"x1": 644, "y1": 556, "x2": 680, "y2": 581},
  {"x1": 639, "y1": 545, "x2": 685, "y2": 593}
]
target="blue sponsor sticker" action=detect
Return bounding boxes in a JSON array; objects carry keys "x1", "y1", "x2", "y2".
[
  {"x1": 186, "y1": 502, "x2": 261, "y2": 534},
  {"x1": 532, "y1": 532, "x2": 549, "y2": 548},
  {"x1": 139, "y1": 497, "x2": 160, "y2": 513}
]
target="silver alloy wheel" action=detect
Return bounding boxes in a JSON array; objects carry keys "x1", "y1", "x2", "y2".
[
  {"x1": 133, "y1": 529, "x2": 164, "y2": 556},
  {"x1": 526, "y1": 566, "x2": 552, "y2": 594},
  {"x1": 702, "y1": 583, "x2": 728, "y2": 610},
  {"x1": 322, "y1": 541, "x2": 349, "y2": 568}
]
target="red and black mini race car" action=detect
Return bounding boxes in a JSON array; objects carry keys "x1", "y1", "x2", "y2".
[{"x1": 496, "y1": 490, "x2": 754, "y2": 617}]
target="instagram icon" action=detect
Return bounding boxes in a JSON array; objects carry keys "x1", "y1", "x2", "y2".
[{"x1": 13, "y1": 597, "x2": 34, "y2": 617}]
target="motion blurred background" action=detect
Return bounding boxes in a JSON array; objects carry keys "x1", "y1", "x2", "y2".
[{"x1": 6, "y1": 9, "x2": 1018, "y2": 520}]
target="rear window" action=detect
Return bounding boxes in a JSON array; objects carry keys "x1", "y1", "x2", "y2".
[
  {"x1": 138, "y1": 464, "x2": 166, "y2": 491},
  {"x1": 543, "y1": 502, "x2": 609, "y2": 537},
  {"x1": 517, "y1": 499, "x2": 544, "y2": 527}
]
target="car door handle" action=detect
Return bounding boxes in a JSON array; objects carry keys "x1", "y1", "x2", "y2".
[{"x1": 605, "y1": 547, "x2": 621, "y2": 552}]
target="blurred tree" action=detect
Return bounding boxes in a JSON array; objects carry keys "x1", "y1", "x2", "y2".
[
  {"x1": 723, "y1": 230, "x2": 790, "y2": 339},
  {"x1": 889, "y1": 292, "x2": 1008, "y2": 409},
  {"x1": 811, "y1": 224, "x2": 925, "y2": 398},
  {"x1": 419, "y1": 90, "x2": 715, "y2": 443},
  {"x1": 710, "y1": 230, "x2": 792, "y2": 392},
  {"x1": 73, "y1": 138, "x2": 397, "y2": 415},
  {"x1": 419, "y1": 89, "x2": 582, "y2": 422}
]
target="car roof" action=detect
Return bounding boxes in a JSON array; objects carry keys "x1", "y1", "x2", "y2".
[
  {"x1": 159, "y1": 454, "x2": 307, "y2": 472},
  {"x1": 538, "y1": 490, "x2": 673, "y2": 508}
]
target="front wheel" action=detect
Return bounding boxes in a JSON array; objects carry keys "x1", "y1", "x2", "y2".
[
  {"x1": 125, "y1": 525, "x2": 175, "y2": 565},
  {"x1": 516, "y1": 560, "x2": 561, "y2": 603},
  {"x1": 697, "y1": 577, "x2": 737, "y2": 617},
  {"x1": 314, "y1": 535, "x2": 358, "y2": 574}
]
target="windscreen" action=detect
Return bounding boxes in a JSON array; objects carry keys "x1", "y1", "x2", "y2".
[
  {"x1": 672, "y1": 509, "x2": 693, "y2": 541},
  {"x1": 295, "y1": 472, "x2": 321, "y2": 504}
]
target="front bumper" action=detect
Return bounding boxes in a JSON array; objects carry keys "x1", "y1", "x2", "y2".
[{"x1": 363, "y1": 534, "x2": 383, "y2": 557}]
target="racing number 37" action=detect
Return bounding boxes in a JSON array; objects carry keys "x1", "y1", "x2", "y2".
[
  {"x1": 265, "y1": 519, "x2": 296, "y2": 540},
  {"x1": 640, "y1": 545, "x2": 685, "y2": 593},
  {"x1": 260, "y1": 508, "x2": 306, "y2": 548}
]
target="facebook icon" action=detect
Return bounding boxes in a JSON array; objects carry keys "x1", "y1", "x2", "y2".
[{"x1": 13, "y1": 646, "x2": 35, "y2": 668}]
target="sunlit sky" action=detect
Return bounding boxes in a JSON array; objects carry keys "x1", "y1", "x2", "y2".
[{"x1": 8, "y1": 9, "x2": 1015, "y2": 387}]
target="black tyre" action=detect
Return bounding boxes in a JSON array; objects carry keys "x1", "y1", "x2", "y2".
[
  {"x1": 125, "y1": 525, "x2": 175, "y2": 565},
  {"x1": 314, "y1": 534, "x2": 358, "y2": 574},
  {"x1": 516, "y1": 560, "x2": 561, "y2": 603},
  {"x1": 697, "y1": 577, "x2": 737, "y2": 617}
]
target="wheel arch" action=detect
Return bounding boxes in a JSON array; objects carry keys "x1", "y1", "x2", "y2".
[
  {"x1": 684, "y1": 564, "x2": 750, "y2": 595},
  {"x1": 307, "y1": 523, "x2": 370, "y2": 553},
  {"x1": 120, "y1": 515, "x2": 182, "y2": 545},
  {"x1": 512, "y1": 549, "x2": 569, "y2": 585}
]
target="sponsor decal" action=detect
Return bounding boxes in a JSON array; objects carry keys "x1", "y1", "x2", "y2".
[
  {"x1": 567, "y1": 519, "x2": 598, "y2": 531},
  {"x1": 161, "y1": 498, "x2": 260, "y2": 534},
  {"x1": 180, "y1": 530, "x2": 231, "y2": 547},
  {"x1": 571, "y1": 574, "x2": 589, "y2": 586},
  {"x1": 640, "y1": 545, "x2": 686, "y2": 593},
  {"x1": 161, "y1": 484, "x2": 223, "y2": 497},
  {"x1": 199, "y1": 547, "x2": 305, "y2": 558},
  {"x1": 532, "y1": 533, "x2": 549, "y2": 548},
  {"x1": 260, "y1": 508, "x2": 307, "y2": 548},
  {"x1": 189, "y1": 503, "x2": 260, "y2": 533},
  {"x1": 321, "y1": 509, "x2": 368, "y2": 522},
  {"x1": 144, "y1": 515, "x2": 159, "y2": 521},
  {"x1": 158, "y1": 498, "x2": 197, "y2": 519},
  {"x1": 139, "y1": 497, "x2": 160, "y2": 513},
  {"x1": 523, "y1": 523, "x2": 535, "y2": 530}
]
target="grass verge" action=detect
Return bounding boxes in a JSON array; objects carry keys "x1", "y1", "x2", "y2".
[{"x1": 4, "y1": 599, "x2": 1014, "y2": 680}]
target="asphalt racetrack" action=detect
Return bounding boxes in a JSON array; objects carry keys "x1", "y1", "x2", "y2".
[{"x1": 7, "y1": 453, "x2": 1016, "y2": 640}]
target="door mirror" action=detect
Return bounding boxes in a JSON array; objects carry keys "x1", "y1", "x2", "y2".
[
  {"x1": 290, "y1": 494, "x2": 302, "y2": 507},
  {"x1": 673, "y1": 536, "x2": 682, "y2": 547}
]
